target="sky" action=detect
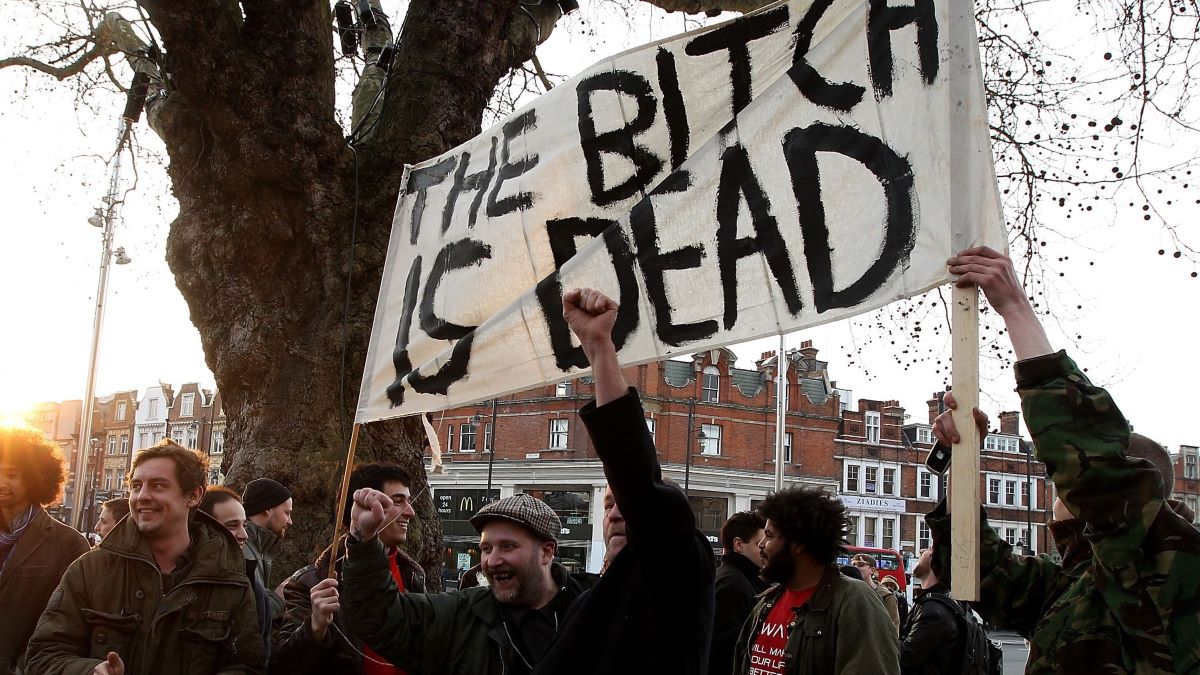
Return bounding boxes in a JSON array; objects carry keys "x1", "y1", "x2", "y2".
[{"x1": 0, "y1": 1, "x2": 1197, "y2": 448}]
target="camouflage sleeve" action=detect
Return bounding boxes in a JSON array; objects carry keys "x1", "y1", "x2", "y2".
[
  {"x1": 926, "y1": 501, "x2": 1061, "y2": 637},
  {"x1": 1016, "y1": 350, "x2": 1165, "y2": 558}
]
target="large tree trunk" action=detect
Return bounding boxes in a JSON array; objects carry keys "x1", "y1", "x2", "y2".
[{"x1": 139, "y1": 0, "x2": 534, "y2": 581}]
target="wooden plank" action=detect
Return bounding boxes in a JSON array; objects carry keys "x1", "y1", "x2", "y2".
[
  {"x1": 950, "y1": 284, "x2": 981, "y2": 601},
  {"x1": 328, "y1": 423, "x2": 362, "y2": 578}
]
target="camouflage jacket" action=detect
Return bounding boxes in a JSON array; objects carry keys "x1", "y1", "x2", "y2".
[{"x1": 928, "y1": 350, "x2": 1200, "y2": 674}]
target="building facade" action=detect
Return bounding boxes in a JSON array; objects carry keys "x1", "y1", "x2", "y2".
[
  {"x1": 132, "y1": 384, "x2": 173, "y2": 454},
  {"x1": 425, "y1": 343, "x2": 1056, "y2": 575}
]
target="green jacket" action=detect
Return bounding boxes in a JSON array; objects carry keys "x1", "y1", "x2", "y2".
[
  {"x1": 243, "y1": 521, "x2": 284, "y2": 618},
  {"x1": 733, "y1": 565, "x2": 901, "y2": 675},
  {"x1": 26, "y1": 511, "x2": 265, "y2": 675},
  {"x1": 928, "y1": 350, "x2": 1200, "y2": 673},
  {"x1": 341, "y1": 536, "x2": 592, "y2": 675}
]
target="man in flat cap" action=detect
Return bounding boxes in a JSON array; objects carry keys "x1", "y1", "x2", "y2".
[
  {"x1": 242, "y1": 477, "x2": 292, "y2": 619},
  {"x1": 342, "y1": 489, "x2": 593, "y2": 675}
]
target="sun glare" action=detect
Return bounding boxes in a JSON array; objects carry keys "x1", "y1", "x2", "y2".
[{"x1": 0, "y1": 396, "x2": 35, "y2": 428}]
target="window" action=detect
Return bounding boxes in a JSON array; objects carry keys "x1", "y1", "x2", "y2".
[
  {"x1": 864, "y1": 516, "x2": 878, "y2": 547},
  {"x1": 116, "y1": 401, "x2": 126, "y2": 422},
  {"x1": 139, "y1": 432, "x2": 150, "y2": 449},
  {"x1": 915, "y1": 426, "x2": 932, "y2": 445},
  {"x1": 1021, "y1": 480, "x2": 1031, "y2": 507},
  {"x1": 882, "y1": 518, "x2": 896, "y2": 551},
  {"x1": 549, "y1": 419, "x2": 569, "y2": 449},
  {"x1": 210, "y1": 429, "x2": 224, "y2": 455},
  {"x1": 845, "y1": 464, "x2": 860, "y2": 492},
  {"x1": 148, "y1": 398, "x2": 159, "y2": 418},
  {"x1": 180, "y1": 393, "x2": 195, "y2": 417},
  {"x1": 460, "y1": 424, "x2": 477, "y2": 452},
  {"x1": 1186, "y1": 453, "x2": 1198, "y2": 480},
  {"x1": 984, "y1": 436, "x2": 1021, "y2": 453},
  {"x1": 119, "y1": 436, "x2": 129, "y2": 455},
  {"x1": 483, "y1": 423, "x2": 493, "y2": 452},
  {"x1": 918, "y1": 468, "x2": 937, "y2": 500},
  {"x1": 882, "y1": 467, "x2": 896, "y2": 496},
  {"x1": 865, "y1": 466, "x2": 878, "y2": 494},
  {"x1": 987, "y1": 478, "x2": 1001, "y2": 504},
  {"x1": 555, "y1": 381, "x2": 572, "y2": 397},
  {"x1": 645, "y1": 418, "x2": 656, "y2": 443},
  {"x1": 171, "y1": 428, "x2": 185, "y2": 445},
  {"x1": 700, "y1": 424, "x2": 722, "y2": 455},
  {"x1": 107, "y1": 436, "x2": 117, "y2": 455},
  {"x1": 865, "y1": 411, "x2": 880, "y2": 443},
  {"x1": 1004, "y1": 527, "x2": 1018, "y2": 545},
  {"x1": 1005, "y1": 480, "x2": 1017, "y2": 506},
  {"x1": 446, "y1": 425, "x2": 455, "y2": 452},
  {"x1": 702, "y1": 366, "x2": 720, "y2": 402},
  {"x1": 918, "y1": 519, "x2": 932, "y2": 551},
  {"x1": 846, "y1": 522, "x2": 859, "y2": 546},
  {"x1": 782, "y1": 432, "x2": 793, "y2": 464}
]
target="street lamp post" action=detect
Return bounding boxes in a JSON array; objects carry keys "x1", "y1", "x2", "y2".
[{"x1": 71, "y1": 118, "x2": 133, "y2": 531}]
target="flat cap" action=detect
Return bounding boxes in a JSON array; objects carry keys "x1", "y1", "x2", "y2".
[
  {"x1": 851, "y1": 553, "x2": 878, "y2": 567},
  {"x1": 469, "y1": 494, "x2": 561, "y2": 543}
]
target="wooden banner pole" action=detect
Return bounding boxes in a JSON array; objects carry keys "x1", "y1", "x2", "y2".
[
  {"x1": 328, "y1": 422, "x2": 362, "y2": 579},
  {"x1": 950, "y1": 284, "x2": 981, "y2": 601}
]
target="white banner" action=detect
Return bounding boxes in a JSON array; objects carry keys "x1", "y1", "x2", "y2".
[{"x1": 357, "y1": 0, "x2": 1005, "y2": 421}]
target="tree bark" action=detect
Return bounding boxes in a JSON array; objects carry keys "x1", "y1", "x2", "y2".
[{"x1": 135, "y1": 0, "x2": 533, "y2": 581}]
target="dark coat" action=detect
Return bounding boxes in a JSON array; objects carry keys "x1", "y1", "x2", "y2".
[
  {"x1": 0, "y1": 507, "x2": 89, "y2": 675},
  {"x1": 710, "y1": 552, "x2": 769, "y2": 675},
  {"x1": 534, "y1": 388, "x2": 717, "y2": 675},
  {"x1": 899, "y1": 585, "x2": 960, "y2": 675},
  {"x1": 26, "y1": 511, "x2": 265, "y2": 675},
  {"x1": 734, "y1": 565, "x2": 901, "y2": 675},
  {"x1": 342, "y1": 536, "x2": 591, "y2": 675},
  {"x1": 271, "y1": 537, "x2": 426, "y2": 674}
]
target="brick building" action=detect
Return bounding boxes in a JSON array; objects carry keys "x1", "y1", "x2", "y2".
[
  {"x1": 1172, "y1": 444, "x2": 1200, "y2": 523},
  {"x1": 425, "y1": 343, "x2": 1056, "y2": 575}
]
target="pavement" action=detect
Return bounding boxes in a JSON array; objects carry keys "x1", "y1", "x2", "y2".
[{"x1": 989, "y1": 629, "x2": 1029, "y2": 675}]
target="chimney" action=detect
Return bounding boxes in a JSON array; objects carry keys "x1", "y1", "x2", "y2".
[
  {"x1": 926, "y1": 393, "x2": 944, "y2": 425},
  {"x1": 999, "y1": 411, "x2": 1020, "y2": 436}
]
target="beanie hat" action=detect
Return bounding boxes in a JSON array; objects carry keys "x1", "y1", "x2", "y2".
[{"x1": 242, "y1": 478, "x2": 292, "y2": 516}]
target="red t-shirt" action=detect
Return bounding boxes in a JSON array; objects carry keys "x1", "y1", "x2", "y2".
[
  {"x1": 748, "y1": 587, "x2": 815, "y2": 675},
  {"x1": 362, "y1": 549, "x2": 408, "y2": 675}
]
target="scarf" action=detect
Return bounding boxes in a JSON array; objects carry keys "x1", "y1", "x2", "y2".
[{"x1": 0, "y1": 504, "x2": 38, "y2": 575}]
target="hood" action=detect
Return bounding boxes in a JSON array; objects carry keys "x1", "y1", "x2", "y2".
[
  {"x1": 101, "y1": 509, "x2": 248, "y2": 580},
  {"x1": 1049, "y1": 518, "x2": 1091, "y2": 569}
]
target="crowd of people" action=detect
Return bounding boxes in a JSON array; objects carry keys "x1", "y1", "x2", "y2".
[{"x1": 0, "y1": 248, "x2": 1197, "y2": 675}]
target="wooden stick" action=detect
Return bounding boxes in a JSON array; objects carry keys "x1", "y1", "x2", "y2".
[
  {"x1": 950, "y1": 284, "x2": 981, "y2": 601},
  {"x1": 328, "y1": 423, "x2": 362, "y2": 579}
]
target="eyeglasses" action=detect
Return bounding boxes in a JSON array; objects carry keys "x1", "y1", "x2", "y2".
[{"x1": 851, "y1": 561, "x2": 871, "y2": 567}]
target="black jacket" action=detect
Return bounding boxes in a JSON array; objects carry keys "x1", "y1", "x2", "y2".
[
  {"x1": 534, "y1": 388, "x2": 716, "y2": 675},
  {"x1": 271, "y1": 537, "x2": 427, "y2": 674},
  {"x1": 711, "y1": 552, "x2": 769, "y2": 675},
  {"x1": 900, "y1": 584, "x2": 961, "y2": 675}
]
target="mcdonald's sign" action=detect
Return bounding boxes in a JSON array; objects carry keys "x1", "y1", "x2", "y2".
[{"x1": 435, "y1": 488, "x2": 501, "y2": 521}]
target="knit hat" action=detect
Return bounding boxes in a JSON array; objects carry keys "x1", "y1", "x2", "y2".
[
  {"x1": 469, "y1": 494, "x2": 561, "y2": 543},
  {"x1": 242, "y1": 478, "x2": 292, "y2": 516}
]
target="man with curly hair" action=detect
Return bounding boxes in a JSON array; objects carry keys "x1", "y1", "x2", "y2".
[
  {"x1": 733, "y1": 486, "x2": 900, "y2": 675},
  {"x1": 0, "y1": 426, "x2": 90, "y2": 675},
  {"x1": 26, "y1": 439, "x2": 265, "y2": 675}
]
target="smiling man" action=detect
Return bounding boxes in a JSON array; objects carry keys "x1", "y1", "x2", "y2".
[
  {"x1": 273, "y1": 463, "x2": 427, "y2": 675},
  {"x1": 26, "y1": 439, "x2": 264, "y2": 675},
  {"x1": 342, "y1": 484, "x2": 592, "y2": 675}
]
